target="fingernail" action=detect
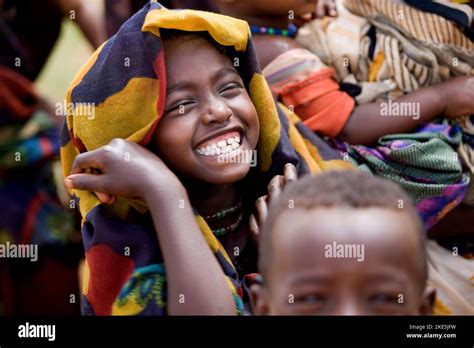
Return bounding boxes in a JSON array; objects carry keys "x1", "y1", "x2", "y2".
[{"x1": 65, "y1": 177, "x2": 73, "y2": 188}]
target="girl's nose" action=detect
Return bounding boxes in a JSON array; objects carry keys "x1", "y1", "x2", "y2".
[{"x1": 201, "y1": 97, "x2": 232, "y2": 124}]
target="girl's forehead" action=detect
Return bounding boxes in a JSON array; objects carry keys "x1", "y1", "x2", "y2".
[{"x1": 163, "y1": 35, "x2": 239, "y2": 80}]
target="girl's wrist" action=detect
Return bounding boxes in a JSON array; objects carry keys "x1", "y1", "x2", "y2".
[{"x1": 142, "y1": 176, "x2": 187, "y2": 206}]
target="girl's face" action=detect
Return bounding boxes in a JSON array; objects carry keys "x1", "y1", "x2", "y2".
[{"x1": 151, "y1": 35, "x2": 259, "y2": 185}]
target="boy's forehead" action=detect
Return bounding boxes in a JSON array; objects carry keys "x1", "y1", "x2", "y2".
[
  {"x1": 271, "y1": 207, "x2": 423, "y2": 279},
  {"x1": 273, "y1": 207, "x2": 421, "y2": 253}
]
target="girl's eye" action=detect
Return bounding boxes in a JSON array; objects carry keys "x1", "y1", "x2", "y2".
[
  {"x1": 166, "y1": 100, "x2": 194, "y2": 114},
  {"x1": 219, "y1": 82, "x2": 242, "y2": 95}
]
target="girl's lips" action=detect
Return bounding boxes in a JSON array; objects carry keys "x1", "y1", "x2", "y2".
[{"x1": 195, "y1": 131, "x2": 241, "y2": 150}]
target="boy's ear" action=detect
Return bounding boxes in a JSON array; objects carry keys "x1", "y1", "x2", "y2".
[
  {"x1": 419, "y1": 286, "x2": 436, "y2": 315},
  {"x1": 250, "y1": 283, "x2": 270, "y2": 315}
]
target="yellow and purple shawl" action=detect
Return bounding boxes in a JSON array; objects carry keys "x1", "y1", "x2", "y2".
[{"x1": 60, "y1": 1, "x2": 352, "y2": 315}]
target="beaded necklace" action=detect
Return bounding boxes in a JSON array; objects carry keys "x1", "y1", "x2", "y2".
[
  {"x1": 204, "y1": 201, "x2": 242, "y2": 221},
  {"x1": 211, "y1": 213, "x2": 244, "y2": 237},
  {"x1": 203, "y1": 201, "x2": 244, "y2": 237},
  {"x1": 250, "y1": 23, "x2": 298, "y2": 38}
]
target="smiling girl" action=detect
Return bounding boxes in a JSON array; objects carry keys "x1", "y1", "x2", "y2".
[{"x1": 61, "y1": 2, "x2": 351, "y2": 315}]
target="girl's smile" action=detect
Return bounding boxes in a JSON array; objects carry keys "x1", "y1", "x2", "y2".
[{"x1": 151, "y1": 32, "x2": 260, "y2": 185}]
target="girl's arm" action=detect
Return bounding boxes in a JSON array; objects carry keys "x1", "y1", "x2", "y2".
[
  {"x1": 66, "y1": 138, "x2": 236, "y2": 315},
  {"x1": 143, "y1": 183, "x2": 237, "y2": 315},
  {"x1": 338, "y1": 76, "x2": 474, "y2": 146}
]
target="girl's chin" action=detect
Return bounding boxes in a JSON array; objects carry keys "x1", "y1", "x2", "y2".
[{"x1": 201, "y1": 163, "x2": 251, "y2": 185}]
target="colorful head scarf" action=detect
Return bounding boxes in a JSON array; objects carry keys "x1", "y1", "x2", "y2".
[{"x1": 60, "y1": 1, "x2": 352, "y2": 315}]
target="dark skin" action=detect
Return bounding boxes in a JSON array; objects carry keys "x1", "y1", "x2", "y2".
[
  {"x1": 249, "y1": 163, "x2": 298, "y2": 244},
  {"x1": 65, "y1": 36, "x2": 263, "y2": 314},
  {"x1": 151, "y1": 36, "x2": 261, "y2": 262},
  {"x1": 252, "y1": 208, "x2": 435, "y2": 315},
  {"x1": 216, "y1": 0, "x2": 474, "y2": 237}
]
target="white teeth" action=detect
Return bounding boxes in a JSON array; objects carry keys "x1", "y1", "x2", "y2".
[{"x1": 196, "y1": 133, "x2": 242, "y2": 156}]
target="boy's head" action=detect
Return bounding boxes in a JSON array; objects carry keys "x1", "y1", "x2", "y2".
[
  {"x1": 214, "y1": 0, "x2": 317, "y2": 19},
  {"x1": 253, "y1": 171, "x2": 435, "y2": 315},
  {"x1": 151, "y1": 31, "x2": 259, "y2": 185}
]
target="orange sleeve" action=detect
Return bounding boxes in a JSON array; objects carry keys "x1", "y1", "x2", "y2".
[{"x1": 279, "y1": 69, "x2": 355, "y2": 138}]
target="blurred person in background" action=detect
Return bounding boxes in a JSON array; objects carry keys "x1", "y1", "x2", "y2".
[
  {"x1": 105, "y1": 0, "x2": 217, "y2": 37},
  {"x1": 0, "y1": 0, "x2": 106, "y2": 314}
]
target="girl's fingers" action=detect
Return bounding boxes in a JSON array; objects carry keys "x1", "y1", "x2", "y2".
[
  {"x1": 267, "y1": 175, "x2": 284, "y2": 205},
  {"x1": 284, "y1": 163, "x2": 297, "y2": 184},
  {"x1": 65, "y1": 173, "x2": 106, "y2": 193},
  {"x1": 70, "y1": 148, "x2": 106, "y2": 175},
  {"x1": 249, "y1": 214, "x2": 260, "y2": 245},
  {"x1": 255, "y1": 195, "x2": 268, "y2": 227},
  {"x1": 95, "y1": 192, "x2": 116, "y2": 205}
]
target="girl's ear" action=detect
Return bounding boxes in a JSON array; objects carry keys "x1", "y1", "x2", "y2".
[
  {"x1": 250, "y1": 283, "x2": 270, "y2": 315},
  {"x1": 419, "y1": 286, "x2": 436, "y2": 315}
]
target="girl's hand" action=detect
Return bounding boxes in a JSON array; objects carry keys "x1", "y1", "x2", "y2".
[
  {"x1": 440, "y1": 76, "x2": 474, "y2": 120},
  {"x1": 64, "y1": 138, "x2": 182, "y2": 204},
  {"x1": 249, "y1": 163, "x2": 297, "y2": 245}
]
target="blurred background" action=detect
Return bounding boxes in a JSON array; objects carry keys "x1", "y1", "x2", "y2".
[{"x1": 0, "y1": 0, "x2": 216, "y2": 316}]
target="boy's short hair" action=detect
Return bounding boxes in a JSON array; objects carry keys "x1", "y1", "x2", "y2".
[{"x1": 259, "y1": 170, "x2": 427, "y2": 285}]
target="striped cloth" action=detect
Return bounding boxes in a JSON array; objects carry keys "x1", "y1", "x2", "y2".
[
  {"x1": 344, "y1": 0, "x2": 474, "y2": 80},
  {"x1": 60, "y1": 1, "x2": 353, "y2": 315}
]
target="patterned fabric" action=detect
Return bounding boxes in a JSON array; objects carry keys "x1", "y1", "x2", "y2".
[
  {"x1": 60, "y1": 1, "x2": 353, "y2": 316},
  {"x1": 262, "y1": 48, "x2": 355, "y2": 138},
  {"x1": 340, "y1": 0, "x2": 474, "y2": 209},
  {"x1": 405, "y1": 0, "x2": 474, "y2": 41},
  {"x1": 343, "y1": 0, "x2": 474, "y2": 76},
  {"x1": 298, "y1": 0, "x2": 474, "y2": 100},
  {"x1": 331, "y1": 122, "x2": 469, "y2": 230},
  {"x1": 292, "y1": 0, "x2": 473, "y2": 227}
]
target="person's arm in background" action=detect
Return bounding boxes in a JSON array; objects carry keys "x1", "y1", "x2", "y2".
[
  {"x1": 57, "y1": 0, "x2": 107, "y2": 49},
  {"x1": 338, "y1": 76, "x2": 474, "y2": 146},
  {"x1": 256, "y1": 36, "x2": 474, "y2": 147}
]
